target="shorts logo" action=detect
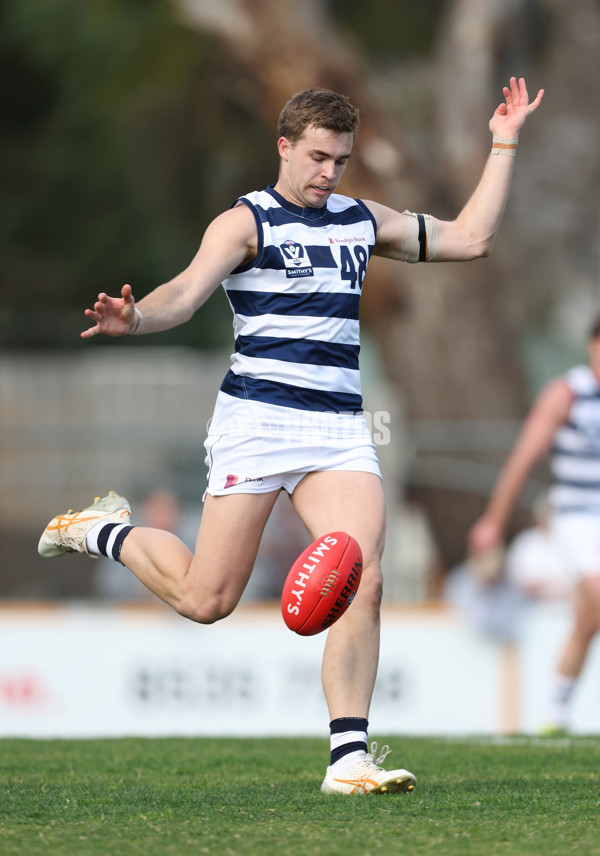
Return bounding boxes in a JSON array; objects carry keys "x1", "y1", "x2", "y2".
[
  {"x1": 223, "y1": 474, "x2": 265, "y2": 489},
  {"x1": 279, "y1": 240, "x2": 313, "y2": 278}
]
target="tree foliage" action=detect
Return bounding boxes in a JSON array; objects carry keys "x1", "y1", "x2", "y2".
[
  {"x1": 0, "y1": 0, "x2": 483, "y2": 351},
  {"x1": 0, "y1": 0, "x2": 275, "y2": 349}
]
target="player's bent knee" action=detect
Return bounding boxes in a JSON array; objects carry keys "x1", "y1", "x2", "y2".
[
  {"x1": 357, "y1": 559, "x2": 384, "y2": 611},
  {"x1": 175, "y1": 593, "x2": 237, "y2": 625}
]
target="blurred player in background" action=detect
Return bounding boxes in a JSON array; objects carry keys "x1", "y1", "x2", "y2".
[
  {"x1": 469, "y1": 317, "x2": 600, "y2": 733},
  {"x1": 504, "y1": 491, "x2": 573, "y2": 601},
  {"x1": 40, "y1": 78, "x2": 543, "y2": 791}
]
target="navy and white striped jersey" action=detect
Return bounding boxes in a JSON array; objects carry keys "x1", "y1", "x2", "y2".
[
  {"x1": 219, "y1": 185, "x2": 376, "y2": 414},
  {"x1": 550, "y1": 365, "x2": 600, "y2": 513}
]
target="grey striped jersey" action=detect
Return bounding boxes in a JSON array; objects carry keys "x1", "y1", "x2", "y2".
[
  {"x1": 550, "y1": 365, "x2": 600, "y2": 513},
  {"x1": 219, "y1": 185, "x2": 376, "y2": 414}
]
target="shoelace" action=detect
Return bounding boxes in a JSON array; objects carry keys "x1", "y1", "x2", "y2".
[
  {"x1": 366, "y1": 741, "x2": 392, "y2": 768},
  {"x1": 341, "y1": 742, "x2": 394, "y2": 774}
]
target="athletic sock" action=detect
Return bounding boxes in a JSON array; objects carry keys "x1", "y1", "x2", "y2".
[
  {"x1": 328, "y1": 717, "x2": 369, "y2": 774},
  {"x1": 86, "y1": 522, "x2": 134, "y2": 564},
  {"x1": 548, "y1": 673, "x2": 576, "y2": 729}
]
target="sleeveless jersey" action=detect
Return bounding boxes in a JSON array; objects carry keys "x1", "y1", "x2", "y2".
[
  {"x1": 219, "y1": 185, "x2": 376, "y2": 414},
  {"x1": 550, "y1": 365, "x2": 600, "y2": 513}
]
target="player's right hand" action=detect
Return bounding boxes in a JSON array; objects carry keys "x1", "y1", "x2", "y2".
[{"x1": 81, "y1": 283, "x2": 136, "y2": 338}]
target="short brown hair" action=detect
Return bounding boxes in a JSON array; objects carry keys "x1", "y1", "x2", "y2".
[{"x1": 277, "y1": 88, "x2": 360, "y2": 143}]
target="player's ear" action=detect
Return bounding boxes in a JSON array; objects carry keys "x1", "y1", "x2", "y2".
[{"x1": 278, "y1": 136, "x2": 292, "y2": 161}]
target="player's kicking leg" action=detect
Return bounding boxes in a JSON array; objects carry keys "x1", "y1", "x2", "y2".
[
  {"x1": 38, "y1": 488, "x2": 281, "y2": 622},
  {"x1": 291, "y1": 470, "x2": 416, "y2": 795}
]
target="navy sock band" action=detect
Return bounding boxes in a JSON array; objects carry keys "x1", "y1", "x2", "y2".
[
  {"x1": 97, "y1": 523, "x2": 118, "y2": 556},
  {"x1": 112, "y1": 525, "x2": 134, "y2": 564},
  {"x1": 330, "y1": 717, "x2": 369, "y2": 733},
  {"x1": 330, "y1": 740, "x2": 367, "y2": 765},
  {"x1": 329, "y1": 717, "x2": 369, "y2": 767},
  {"x1": 95, "y1": 523, "x2": 134, "y2": 564}
]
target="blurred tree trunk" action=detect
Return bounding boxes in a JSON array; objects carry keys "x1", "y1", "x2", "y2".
[{"x1": 174, "y1": 0, "x2": 553, "y2": 569}]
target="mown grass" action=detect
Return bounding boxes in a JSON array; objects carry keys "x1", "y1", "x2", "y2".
[{"x1": 1, "y1": 735, "x2": 599, "y2": 856}]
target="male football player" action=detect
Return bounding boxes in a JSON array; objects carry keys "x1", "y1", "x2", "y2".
[{"x1": 40, "y1": 77, "x2": 543, "y2": 794}]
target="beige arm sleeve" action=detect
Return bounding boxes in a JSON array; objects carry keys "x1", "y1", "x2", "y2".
[{"x1": 400, "y1": 210, "x2": 439, "y2": 262}]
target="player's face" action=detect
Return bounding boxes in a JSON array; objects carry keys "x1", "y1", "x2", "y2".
[{"x1": 276, "y1": 125, "x2": 354, "y2": 209}]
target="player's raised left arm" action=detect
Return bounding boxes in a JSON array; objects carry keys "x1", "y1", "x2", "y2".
[
  {"x1": 367, "y1": 77, "x2": 544, "y2": 263},
  {"x1": 436, "y1": 76, "x2": 544, "y2": 261}
]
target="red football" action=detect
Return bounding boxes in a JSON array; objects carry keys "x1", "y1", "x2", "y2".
[{"x1": 281, "y1": 531, "x2": 363, "y2": 636}]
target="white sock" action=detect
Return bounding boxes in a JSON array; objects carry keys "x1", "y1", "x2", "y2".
[
  {"x1": 85, "y1": 521, "x2": 106, "y2": 555},
  {"x1": 329, "y1": 718, "x2": 369, "y2": 773},
  {"x1": 86, "y1": 521, "x2": 133, "y2": 563},
  {"x1": 330, "y1": 747, "x2": 366, "y2": 774},
  {"x1": 548, "y1": 673, "x2": 576, "y2": 728}
]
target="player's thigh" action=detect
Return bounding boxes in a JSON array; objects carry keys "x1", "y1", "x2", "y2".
[
  {"x1": 189, "y1": 490, "x2": 281, "y2": 599},
  {"x1": 290, "y1": 470, "x2": 386, "y2": 563}
]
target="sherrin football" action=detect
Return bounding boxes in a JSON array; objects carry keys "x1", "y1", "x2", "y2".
[{"x1": 281, "y1": 531, "x2": 363, "y2": 636}]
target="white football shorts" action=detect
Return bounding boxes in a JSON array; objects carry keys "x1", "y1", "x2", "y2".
[
  {"x1": 203, "y1": 392, "x2": 381, "y2": 497},
  {"x1": 550, "y1": 512, "x2": 600, "y2": 579}
]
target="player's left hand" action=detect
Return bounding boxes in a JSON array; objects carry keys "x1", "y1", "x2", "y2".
[{"x1": 489, "y1": 76, "x2": 544, "y2": 139}]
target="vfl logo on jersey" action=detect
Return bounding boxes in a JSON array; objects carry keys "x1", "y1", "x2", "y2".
[{"x1": 279, "y1": 240, "x2": 314, "y2": 278}]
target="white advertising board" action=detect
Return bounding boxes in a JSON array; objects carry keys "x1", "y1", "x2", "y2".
[
  {"x1": 1, "y1": 603, "x2": 598, "y2": 737},
  {"x1": 0, "y1": 605, "x2": 503, "y2": 738}
]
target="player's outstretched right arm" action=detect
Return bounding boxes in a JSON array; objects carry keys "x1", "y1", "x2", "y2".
[{"x1": 81, "y1": 204, "x2": 257, "y2": 339}]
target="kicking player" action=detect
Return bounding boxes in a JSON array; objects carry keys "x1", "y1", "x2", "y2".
[{"x1": 39, "y1": 78, "x2": 543, "y2": 794}]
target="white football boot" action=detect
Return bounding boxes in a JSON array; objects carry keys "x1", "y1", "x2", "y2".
[
  {"x1": 38, "y1": 491, "x2": 131, "y2": 558},
  {"x1": 321, "y1": 742, "x2": 416, "y2": 795}
]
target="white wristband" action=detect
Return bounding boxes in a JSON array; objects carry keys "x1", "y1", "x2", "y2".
[
  {"x1": 490, "y1": 135, "x2": 518, "y2": 157},
  {"x1": 128, "y1": 308, "x2": 143, "y2": 335}
]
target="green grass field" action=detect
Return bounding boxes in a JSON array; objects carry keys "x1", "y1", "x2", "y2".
[{"x1": 1, "y1": 735, "x2": 599, "y2": 856}]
